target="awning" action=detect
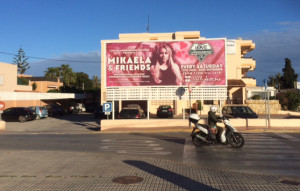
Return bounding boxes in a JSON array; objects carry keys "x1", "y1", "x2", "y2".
[{"x1": 227, "y1": 79, "x2": 246, "y2": 87}]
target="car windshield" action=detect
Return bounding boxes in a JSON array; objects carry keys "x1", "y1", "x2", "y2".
[
  {"x1": 159, "y1": 106, "x2": 170, "y2": 110},
  {"x1": 27, "y1": 108, "x2": 35, "y2": 112},
  {"x1": 235, "y1": 107, "x2": 255, "y2": 114},
  {"x1": 120, "y1": 109, "x2": 139, "y2": 115}
]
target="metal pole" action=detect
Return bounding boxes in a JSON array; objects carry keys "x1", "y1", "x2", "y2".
[
  {"x1": 183, "y1": 100, "x2": 185, "y2": 120},
  {"x1": 265, "y1": 90, "x2": 267, "y2": 129},
  {"x1": 267, "y1": 90, "x2": 271, "y2": 127},
  {"x1": 147, "y1": 100, "x2": 149, "y2": 120},
  {"x1": 112, "y1": 101, "x2": 115, "y2": 120},
  {"x1": 189, "y1": 91, "x2": 191, "y2": 115},
  {"x1": 189, "y1": 92, "x2": 192, "y2": 128},
  {"x1": 219, "y1": 100, "x2": 223, "y2": 117}
]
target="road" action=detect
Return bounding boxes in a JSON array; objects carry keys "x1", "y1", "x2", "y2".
[
  {"x1": 0, "y1": 131, "x2": 299, "y2": 177},
  {"x1": 1, "y1": 113, "x2": 300, "y2": 190}
]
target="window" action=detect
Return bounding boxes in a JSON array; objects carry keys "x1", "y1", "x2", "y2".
[{"x1": 204, "y1": 100, "x2": 213, "y2": 105}]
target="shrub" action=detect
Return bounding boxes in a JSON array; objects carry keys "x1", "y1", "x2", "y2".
[
  {"x1": 32, "y1": 82, "x2": 37, "y2": 91},
  {"x1": 17, "y1": 77, "x2": 29, "y2": 85},
  {"x1": 286, "y1": 91, "x2": 300, "y2": 111},
  {"x1": 251, "y1": 95, "x2": 261, "y2": 100},
  {"x1": 277, "y1": 91, "x2": 300, "y2": 111}
]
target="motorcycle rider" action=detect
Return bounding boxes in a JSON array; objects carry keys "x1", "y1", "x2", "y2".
[{"x1": 208, "y1": 105, "x2": 222, "y2": 142}]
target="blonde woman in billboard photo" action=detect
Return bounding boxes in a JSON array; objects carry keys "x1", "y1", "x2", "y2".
[{"x1": 150, "y1": 44, "x2": 183, "y2": 85}]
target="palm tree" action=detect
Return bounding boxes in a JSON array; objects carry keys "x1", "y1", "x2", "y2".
[
  {"x1": 274, "y1": 73, "x2": 282, "y2": 91},
  {"x1": 92, "y1": 76, "x2": 100, "y2": 88},
  {"x1": 44, "y1": 67, "x2": 60, "y2": 78},
  {"x1": 267, "y1": 73, "x2": 282, "y2": 91},
  {"x1": 61, "y1": 64, "x2": 76, "y2": 86}
]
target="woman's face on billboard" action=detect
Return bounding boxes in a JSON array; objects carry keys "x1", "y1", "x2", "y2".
[{"x1": 158, "y1": 47, "x2": 169, "y2": 63}]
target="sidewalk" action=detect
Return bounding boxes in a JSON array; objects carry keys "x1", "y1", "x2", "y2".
[{"x1": 0, "y1": 150, "x2": 298, "y2": 191}]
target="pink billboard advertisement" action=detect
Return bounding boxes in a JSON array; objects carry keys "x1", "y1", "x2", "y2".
[{"x1": 106, "y1": 39, "x2": 226, "y2": 87}]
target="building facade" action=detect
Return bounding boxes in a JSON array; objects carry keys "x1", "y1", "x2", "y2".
[
  {"x1": 101, "y1": 31, "x2": 256, "y2": 117},
  {"x1": 0, "y1": 62, "x2": 82, "y2": 108}
]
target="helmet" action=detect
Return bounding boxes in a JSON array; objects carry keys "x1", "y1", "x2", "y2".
[
  {"x1": 210, "y1": 106, "x2": 217, "y2": 113},
  {"x1": 189, "y1": 113, "x2": 200, "y2": 123}
]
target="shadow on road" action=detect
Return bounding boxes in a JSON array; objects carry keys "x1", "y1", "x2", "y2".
[
  {"x1": 123, "y1": 160, "x2": 220, "y2": 191},
  {"x1": 129, "y1": 133, "x2": 186, "y2": 145}
]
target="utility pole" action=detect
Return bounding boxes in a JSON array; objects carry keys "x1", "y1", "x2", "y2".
[{"x1": 147, "y1": 15, "x2": 150, "y2": 33}]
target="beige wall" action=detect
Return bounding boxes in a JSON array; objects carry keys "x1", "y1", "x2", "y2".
[
  {"x1": 245, "y1": 100, "x2": 281, "y2": 114},
  {"x1": 30, "y1": 79, "x2": 63, "y2": 93},
  {"x1": 100, "y1": 118, "x2": 300, "y2": 131},
  {"x1": 0, "y1": 62, "x2": 18, "y2": 92},
  {"x1": 4, "y1": 100, "x2": 48, "y2": 108}
]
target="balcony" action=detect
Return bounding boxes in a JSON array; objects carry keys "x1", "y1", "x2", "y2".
[
  {"x1": 241, "y1": 57, "x2": 256, "y2": 71},
  {"x1": 240, "y1": 40, "x2": 255, "y2": 55},
  {"x1": 242, "y1": 78, "x2": 257, "y2": 87}
]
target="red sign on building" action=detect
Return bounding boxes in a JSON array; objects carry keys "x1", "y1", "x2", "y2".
[{"x1": 106, "y1": 39, "x2": 226, "y2": 87}]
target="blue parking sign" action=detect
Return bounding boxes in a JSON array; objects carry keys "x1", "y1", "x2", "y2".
[{"x1": 103, "y1": 103, "x2": 112, "y2": 112}]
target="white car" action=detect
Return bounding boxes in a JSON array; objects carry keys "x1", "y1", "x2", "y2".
[{"x1": 76, "y1": 103, "x2": 86, "y2": 112}]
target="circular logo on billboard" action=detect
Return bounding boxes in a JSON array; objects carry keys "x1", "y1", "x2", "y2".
[{"x1": 189, "y1": 43, "x2": 213, "y2": 62}]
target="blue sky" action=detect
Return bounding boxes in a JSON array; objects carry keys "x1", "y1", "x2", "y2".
[{"x1": 0, "y1": 0, "x2": 299, "y2": 86}]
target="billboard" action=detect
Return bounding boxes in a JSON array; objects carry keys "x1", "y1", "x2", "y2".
[{"x1": 106, "y1": 39, "x2": 226, "y2": 87}]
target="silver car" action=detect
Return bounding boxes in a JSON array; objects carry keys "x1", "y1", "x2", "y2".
[{"x1": 29, "y1": 106, "x2": 48, "y2": 119}]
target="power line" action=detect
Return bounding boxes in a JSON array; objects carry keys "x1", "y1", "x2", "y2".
[{"x1": 0, "y1": 51, "x2": 100, "y2": 63}]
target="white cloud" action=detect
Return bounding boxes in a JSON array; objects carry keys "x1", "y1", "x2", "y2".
[
  {"x1": 245, "y1": 22, "x2": 300, "y2": 85},
  {"x1": 28, "y1": 51, "x2": 101, "y2": 78}
]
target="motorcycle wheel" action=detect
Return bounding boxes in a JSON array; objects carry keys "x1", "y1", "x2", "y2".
[
  {"x1": 191, "y1": 133, "x2": 203, "y2": 147},
  {"x1": 229, "y1": 132, "x2": 244, "y2": 149}
]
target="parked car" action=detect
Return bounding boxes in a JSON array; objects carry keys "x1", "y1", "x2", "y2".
[
  {"x1": 126, "y1": 104, "x2": 142, "y2": 109},
  {"x1": 44, "y1": 104, "x2": 64, "y2": 117},
  {"x1": 63, "y1": 102, "x2": 86, "y2": 114},
  {"x1": 118, "y1": 107, "x2": 145, "y2": 119},
  {"x1": 29, "y1": 106, "x2": 48, "y2": 119},
  {"x1": 76, "y1": 103, "x2": 86, "y2": 112},
  {"x1": 157, "y1": 105, "x2": 174, "y2": 118},
  {"x1": 222, "y1": 106, "x2": 258, "y2": 119},
  {"x1": 124, "y1": 104, "x2": 146, "y2": 117},
  {"x1": 1, "y1": 107, "x2": 36, "y2": 122}
]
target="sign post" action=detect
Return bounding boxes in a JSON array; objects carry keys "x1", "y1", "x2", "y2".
[
  {"x1": 0, "y1": 101, "x2": 5, "y2": 121},
  {"x1": 176, "y1": 87, "x2": 186, "y2": 119},
  {"x1": 103, "y1": 102, "x2": 112, "y2": 120},
  {"x1": 188, "y1": 83, "x2": 193, "y2": 128}
]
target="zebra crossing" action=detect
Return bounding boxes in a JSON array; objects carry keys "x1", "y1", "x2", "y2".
[
  {"x1": 183, "y1": 133, "x2": 300, "y2": 176},
  {"x1": 99, "y1": 139, "x2": 171, "y2": 155}
]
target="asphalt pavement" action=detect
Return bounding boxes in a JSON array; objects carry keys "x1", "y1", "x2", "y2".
[{"x1": 0, "y1": 113, "x2": 299, "y2": 190}]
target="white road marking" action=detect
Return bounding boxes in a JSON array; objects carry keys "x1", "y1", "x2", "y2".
[
  {"x1": 99, "y1": 139, "x2": 170, "y2": 155},
  {"x1": 183, "y1": 139, "x2": 197, "y2": 164},
  {"x1": 274, "y1": 133, "x2": 300, "y2": 142}
]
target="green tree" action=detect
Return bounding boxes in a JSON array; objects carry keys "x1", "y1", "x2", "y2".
[
  {"x1": 267, "y1": 73, "x2": 282, "y2": 91},
  {"x1": 17, "y1": 77, "x2": 29, "y2": 85},
  {"x1": 91, "y1": 76, "x2": 100, "y2": 89},
  {"x1": 32, "y1": 82, "x2": 37, "y2": 91},
  {"x1": 13, "y1": 48, "x2": 30, "y2": 74},
  {"x1": 75, "y1": 72, "x2": 93, "y2": 90},
  {"x1": 281, "y1": 58, "x2": 298, "y2": 89},
  {"x1": 278, "y1": 91, "x2": 300, "y2": 111},
  {"x1": 44, "y1": 65, "x2": 76, "y2": 86},
  {"x1": 44, "y1": 67, "x2": 61, "y2": 78},
  {"x1": 61, "y1": 64, "x2": 76, "y2": 86}
]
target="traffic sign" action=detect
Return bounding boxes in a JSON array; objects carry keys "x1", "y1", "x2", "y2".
[
  {"x1": 0, "y1": 101, "x2": 5, "y2": 111},
  {"x1": 103, "y1": 102, "x2": 112, "y2": 113}
]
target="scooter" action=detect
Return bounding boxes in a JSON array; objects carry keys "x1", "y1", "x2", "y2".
[{"x1": 189, "y1": 113, "x2": 245, "y2": 149}]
